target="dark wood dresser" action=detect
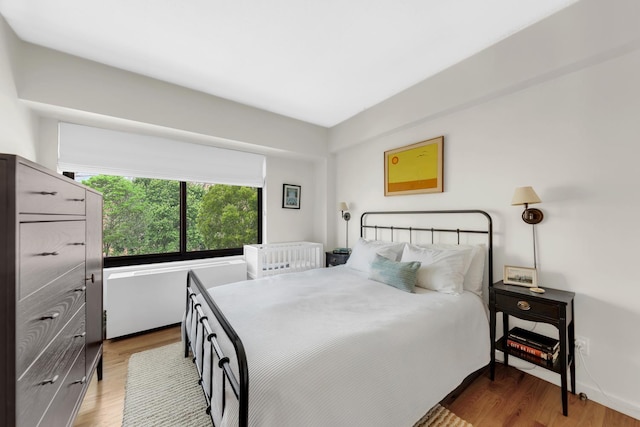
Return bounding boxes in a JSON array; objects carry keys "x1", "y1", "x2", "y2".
[{"x1": 0, "y1": 154, "x2": 103, "y2": 427}]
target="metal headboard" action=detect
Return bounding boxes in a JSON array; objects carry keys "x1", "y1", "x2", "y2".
[{"x1": 360, "y1": 210, "x2": 493, "y2": 288}]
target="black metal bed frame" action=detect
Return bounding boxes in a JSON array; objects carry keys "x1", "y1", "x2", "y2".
[
  {"x1": 185, "y1": 271, "x2": 249, "y2": 427},
  {"x1": 184, "y1": 209, "x2": 493, "y2": 427},
  {"x1": 360, "y1": 210, "x2": 493, "y2": 287}
]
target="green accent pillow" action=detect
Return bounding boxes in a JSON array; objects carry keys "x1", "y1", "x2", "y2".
[{"x1": 368, "y1": 254, "x2": 421, "y2": 293}]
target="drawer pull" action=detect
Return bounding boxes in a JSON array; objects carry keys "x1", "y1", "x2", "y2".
[
  {"x1": 40, "y1": 251, "x2": 59, "y2": 256},
  {"x1": 71, "y1": 376, "x2": 87, "y2": 385},
  {"x1": 85, "y1": 273, "x2": 95, "y2": 283},
  {"x1": 74, "y1": 286, "x2": 87, "y2": 292},
  {"x1": 41, "y1": 312, "x2": 60, "y2": 320},
  {"x1": 41, "y1": 375, "x2": 59, "y2": 385},
  {"x1": 74, "y1": 332, "x2": 87, "y2": 338},
  {"x1": 70, "y1": 242, "x2": 86, "y2": 246},
  {"x1": 517, "y1": 301, "x2": 531, "y2": 311},
  {"x1": 39, "y1": 191, "x2": 58, "y2": 196},
  {"x1": 70, "y1": 198, "x2": 85, "y2": 202}
]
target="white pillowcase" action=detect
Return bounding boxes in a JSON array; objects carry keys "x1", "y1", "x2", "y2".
[
  {"x1": 345, "y1": 238, "x2": 405, "y2": 274},
  {"x1": 400, "y1": 244, "x2": 471, "y2": 295},
  {"x1": 414, "y1": 243, "x2": 485, "y2": 296},
  {"x1": 462, "y1": 245, "x2": 485, "y2": 296}
]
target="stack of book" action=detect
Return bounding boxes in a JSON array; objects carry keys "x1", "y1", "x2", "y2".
[{"x1": 506, "y1": 327, "x2": 559, "y2": 363}]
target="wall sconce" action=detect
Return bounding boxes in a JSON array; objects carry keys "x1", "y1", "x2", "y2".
[
  {"x1": 338, "y1": 202, "x2": 351, "y2": 251},
  {"x1": 511, "y1": 186, "x2": 543, "y2": 225},
  {"x1": 511, "y1": 186, "x2": 543, "y2": 270}
]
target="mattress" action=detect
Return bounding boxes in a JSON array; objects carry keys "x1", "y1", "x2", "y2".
[{"x1": 194, "y1": 265, "x2": 490, "y2": 427}]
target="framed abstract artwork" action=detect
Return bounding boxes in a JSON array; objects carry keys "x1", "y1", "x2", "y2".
[{"x1": 384, "y1": 136, "x2": 443, "y2": 196}]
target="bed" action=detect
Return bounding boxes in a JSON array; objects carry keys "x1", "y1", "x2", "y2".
[{"x1": 184, "y1": 210, "x2": 494, "y2": 427}]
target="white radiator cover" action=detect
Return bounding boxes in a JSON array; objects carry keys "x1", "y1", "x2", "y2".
[{"x1": 105, "y1": 258, "x2": 246, "y2": 338}]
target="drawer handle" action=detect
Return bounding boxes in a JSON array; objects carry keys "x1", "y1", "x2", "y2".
[
  {"x1": 517, "y1": 301, "x2": 531, "y2": 311},
  {"x1": 73, "y1": 286, "x2": 87, "y2": 292},
  {"x1": 41, "y1": 312, "x2": 60, "y2": 320},
  {"x1": 39, "y1": 191, "x2": 58, "y2": 196},
  {"x1": 70, "y1": 242, "x2": 86, "y2": 246},
  {"x1": 70, "y1": 198, "x2": 85, "y2": 202},
  {"x1": 40, "y1": 251, "x2": 59, "y2": 256},
  {"x1": 71, "y1": 376, "x2": 87, "y2": 385},
  {"x1": 74, "y1": 332, "x2": 87, "y2": 338},
  {"x1": 85, "y1": 273, "x2": 95, "y2": 283},
  {"x1": 41, "y1": 375, "x2": 59, "y2": 385}
]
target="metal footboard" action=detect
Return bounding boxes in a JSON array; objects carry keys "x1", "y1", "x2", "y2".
[{"x1": 185, "y1": 270, "x2": 249, "y2": 427}]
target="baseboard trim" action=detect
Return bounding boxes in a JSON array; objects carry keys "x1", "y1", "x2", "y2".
[
  {"x1": 574, "y1": 381, "x2": 640, "y2": 421},
  {"x1": 504, "y1": 359, "x2": 640, "y2": 421}
]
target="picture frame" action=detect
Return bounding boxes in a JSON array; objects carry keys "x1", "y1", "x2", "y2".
[
  {"x1": 384, "y1": 136, "x2": 444, "y2": 196},
  {"x1": 504, "y1": 265, "x2": 538, "y2": 287},
  {"x1": 282, "y1": 184, "x2": 301, "y2": 209}
]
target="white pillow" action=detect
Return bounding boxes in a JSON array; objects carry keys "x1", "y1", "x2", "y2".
[
  {"x1": 462, "y1": 244, "x2": 485, "y2": 296},
  {"x1": 415, "y1": 243, "x2": 485, "y2": 296},
  {"x1": 400, "y1": 244, "x2": 470, "y2": 295},
  {"x1": 345, "y1": 238, "x2": 405, "y2": 274}
]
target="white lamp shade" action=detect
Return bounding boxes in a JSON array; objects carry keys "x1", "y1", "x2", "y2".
[
  {"x1": 511, "y1": 187, "x2": 541, "y2": 206},
  {"x1": 338, "y1": 202, "x2": 349, "y2": 211}
]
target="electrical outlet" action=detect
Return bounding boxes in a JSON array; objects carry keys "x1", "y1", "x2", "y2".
[{"x1": 575, "y1": 336, "x2": 590, "y2": 356}]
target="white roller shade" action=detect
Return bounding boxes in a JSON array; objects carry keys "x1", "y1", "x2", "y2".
[{"x1": 58, "y1": 123, "x2": 265, "y2": 187}]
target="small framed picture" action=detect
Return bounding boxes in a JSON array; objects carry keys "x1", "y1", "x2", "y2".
[
  {"x1": 282, "y1": 184, "x2": 301, "y2": 209},
  {"x1": 504, "y1": 265, "x2": 538, "y2": 287}
]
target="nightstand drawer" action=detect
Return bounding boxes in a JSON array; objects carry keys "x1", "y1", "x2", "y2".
[{"x1": 495, "y1": 292, "x2": 559, "y2": 320}]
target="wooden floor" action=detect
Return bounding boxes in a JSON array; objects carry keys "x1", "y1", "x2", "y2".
[
  {"x1": 449, "y1": 366, "x2": 640, "y2": 427},
  {"x1": 74, "y1": 326, "x2": 182, "y2": 427},
  {"x1": 75, "y1": 325, "x2": 639, "y2": 427}
]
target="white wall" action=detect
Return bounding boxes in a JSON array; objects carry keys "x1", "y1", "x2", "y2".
[
  {"x1": 16, "y1": 41, "x2": 328, "y2": 161},
  {"x1": 330, "y1": 0, "x2": 640, "y2": 419},
  {"x1": 36, "y1": 117, "x2": 58, "y2": 170},
  {"x1": 8, "y1": 33, "x2": 330, "y2": 246},
  {"x1": 0, "y1": 17, "x2": 38, "y2": 159},
  {"x1": 264, "y1": 155, "x2": 325, "y2": 244}
]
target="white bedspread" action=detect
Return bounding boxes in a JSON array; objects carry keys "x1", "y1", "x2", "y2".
[{"x1": 196, "y1": 266, "x2": 490, "y2": 427}]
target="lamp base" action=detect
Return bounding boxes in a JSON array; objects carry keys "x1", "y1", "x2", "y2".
[{"x1": 522, "y1": 208, "x2": 543, "y2": 224}]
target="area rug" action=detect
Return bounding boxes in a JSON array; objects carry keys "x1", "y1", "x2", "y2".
[
  {"x1": 123, "y1": 342, "x2": 472, "y2": 427},
  {"x1": 413, "y1": 404, "x2": 473, "y2": 427},
  {"x1": 122, "y1": 342, "x2": 210, "y2": 426}
]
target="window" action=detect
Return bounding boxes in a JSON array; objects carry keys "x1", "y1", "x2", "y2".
[{"x1": 72, "y1": 173, "x2": 262, "y2": 267}]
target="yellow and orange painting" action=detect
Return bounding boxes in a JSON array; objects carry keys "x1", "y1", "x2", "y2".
[{"x1": 384, "y1": 136, "x2": 443, "y2": 196}]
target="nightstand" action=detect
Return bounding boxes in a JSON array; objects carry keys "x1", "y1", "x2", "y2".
[
  {"x1": 490, "y1": 281, "x2": 576, "y2": 416},
  {"x1": 326, "y1": 251, "x2": 350, "y2": 267}
]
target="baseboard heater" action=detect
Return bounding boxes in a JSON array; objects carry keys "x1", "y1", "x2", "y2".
[{"x1": 105, "y1": 259, "x2": 246, "y2": 338}]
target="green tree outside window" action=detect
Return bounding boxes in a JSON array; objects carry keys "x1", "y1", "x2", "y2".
[{"x1": 82, "y1": 175, "x2": 258, "y2": 257}]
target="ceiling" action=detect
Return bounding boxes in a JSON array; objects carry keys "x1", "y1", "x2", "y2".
[{"x1": 0, "y1": 0, "x2": 577, "y2": 127}]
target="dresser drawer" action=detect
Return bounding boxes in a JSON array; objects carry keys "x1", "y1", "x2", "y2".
[
  {"x1": 17, "y1": 308, "x2": 85, "y2": 427},
  {"x1": 18, "y1": 163, "x2": 86, "y2": 215},
  {"x1": 495, "y1": 292, "x2": 559, "y2": 321},
  {"x1": 19, "y1": 221, "x2": 86, "y2": 299},
  {"x1": 40, "y1": 348, "x2": 86, "y2": 427},
  {"x1": 17, "y1": 264, "x2": 87, "y2": 376}
]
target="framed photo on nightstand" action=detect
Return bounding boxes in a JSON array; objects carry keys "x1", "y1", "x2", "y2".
[{"x1": 504, "y1": 265, "x2": 537, "y2": 287}]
